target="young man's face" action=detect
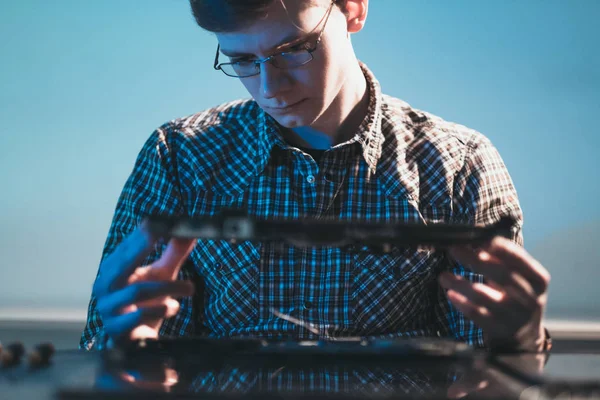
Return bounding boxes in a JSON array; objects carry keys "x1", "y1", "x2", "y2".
[{"x1": 215, "y1": 0, "x2": 364, "y2": 129}]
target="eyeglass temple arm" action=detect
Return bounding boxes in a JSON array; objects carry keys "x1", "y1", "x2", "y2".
[
  {"x1": 213, "y1": 44, "x2": 221, "y2": 70},
  {"x1": 308, "y1": 0, "x2": 334, "y2": 52}
]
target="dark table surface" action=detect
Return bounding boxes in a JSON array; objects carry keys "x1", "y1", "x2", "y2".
[{"x1": 1, "y1": 337, "x2": 600, "y2": 400}]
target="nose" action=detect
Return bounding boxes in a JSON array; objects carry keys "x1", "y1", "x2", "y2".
[{"x1": 259, "y1": 61, "x2": 292, "y2": 99}]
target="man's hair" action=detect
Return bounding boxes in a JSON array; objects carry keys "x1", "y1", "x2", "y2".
[{"x1": 189, "y1": 0, "x2": 346, "y2": 33}]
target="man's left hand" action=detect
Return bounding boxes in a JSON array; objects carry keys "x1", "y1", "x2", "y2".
[{"x1": 439, "y1": 236, "x2": 550, "y2": 352}]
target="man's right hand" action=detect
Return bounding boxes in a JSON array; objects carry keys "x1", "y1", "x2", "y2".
[{"x1": 92, "y1": 223, "x2": 196, "y2": 344}]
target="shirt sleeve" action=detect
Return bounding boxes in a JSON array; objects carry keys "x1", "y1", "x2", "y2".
[
  {"x1": 79, "y1": 126, "x2": 200, "y2": 350},
  {"x1": 434, "y1": 136, "x2": 524, "y2": 348}
]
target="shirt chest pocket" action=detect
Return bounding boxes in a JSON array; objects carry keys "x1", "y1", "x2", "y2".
[
  {"x1": 352, "y1": 247, "x2": 438, "y2": 334},
  {"x1": 355, "y1": 248, "x2": 435, "y2": 280},
  {"x1": 194, "y1": 240, "x2": 261, "y2": 336}
]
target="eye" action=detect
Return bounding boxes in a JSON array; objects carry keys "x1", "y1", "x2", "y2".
[{"x1": 231, "y1": 58, "x2": 255, "y2": 66}]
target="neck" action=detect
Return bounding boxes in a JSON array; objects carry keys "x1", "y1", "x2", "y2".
[{"x1": 283, "y1": 62, "x2": 369, "y2": 149}]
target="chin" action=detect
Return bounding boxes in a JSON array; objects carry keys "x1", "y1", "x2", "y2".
[
  {"x1": 262, "y1": 99, "x2": 321, "y2": 128},
  {"x1": 272, "y1": 115, "x2": 308, "y2": 128},
  {"x1": 264, "y1": 108, "x2": 312, "y2": 127}
]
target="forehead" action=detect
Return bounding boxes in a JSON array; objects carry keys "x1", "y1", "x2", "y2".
[{"x1": 216, "y1": 0, "x2": 331, "y2": 57}]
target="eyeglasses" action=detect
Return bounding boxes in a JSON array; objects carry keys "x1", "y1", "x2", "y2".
[{"x1": 213, "y1": 0, "x2": 335, "y2": 78}]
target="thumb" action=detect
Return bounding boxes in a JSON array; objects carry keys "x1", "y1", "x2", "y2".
[{"x1": 151, "y1": 238, "x2": 197, "y2": 280}]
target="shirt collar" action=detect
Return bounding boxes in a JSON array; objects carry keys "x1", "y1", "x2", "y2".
[
  {"x1": 352, "y1": 61, "x2": 384, "y2": 174},
  {"x1": 256, "y1": 61, "x2": 384, "y2": 174}
]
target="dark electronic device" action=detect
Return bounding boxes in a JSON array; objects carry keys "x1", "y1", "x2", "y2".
[{"x1": 144, "y1": 212, "x2": 516, "y2": 249}]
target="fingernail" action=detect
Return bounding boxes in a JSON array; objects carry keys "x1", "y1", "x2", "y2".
[
  {"x1": 166, "y1": 299, "x2": 180, "y2": 318},
  {"x1": 478, "y1": 250, "x2": 492, "y2": 261}
]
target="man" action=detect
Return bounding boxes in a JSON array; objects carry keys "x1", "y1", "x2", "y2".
[{"x1": 81, "y1": 0, "x2": 551, "y2": 352}]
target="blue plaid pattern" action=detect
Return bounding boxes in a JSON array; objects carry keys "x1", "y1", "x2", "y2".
[
  {"x1": 187, "y1": 365, "x2": 455, "y2": 396},
  {"x1": 80, "y1": 63, "x2": 523, "y2": 350}
]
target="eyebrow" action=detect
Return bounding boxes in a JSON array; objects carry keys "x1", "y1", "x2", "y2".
[{"x1": 219, "y1": 32, "x2": 312, "y2": 58}]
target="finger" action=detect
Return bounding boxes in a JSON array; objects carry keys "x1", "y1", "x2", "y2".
[
  {"x1": 119, "y1": 366, "x2": 179, "y2": 391},
  {"x1": 134, "y1": 297, "x2": 181, "y2": 319},
  {"x1": 445, "y1": 289, "x2": 494, "y2": 331},
  {"x1": 491, "y1": 274, "x2": 542, "y2": 310},
  {"x1": 104, "y1": 304, "x2": 170, "y2": 341},
  {"x1": 441, "y1": 275, "x2": 537, "y2": 340},
  {"x1": 127, "y1": 265, "x2": 152, "y2": 285},
  {"x1": 440, "y1": 274, "x2": 506, "y2": 330},
  {"x1": 94, "y1": 223, "x2": 158, "y2": 295},
  {"x1": 449, "y1": 244, "x2": 495, "y2": 266},
  {"x1": 125, "y1": 299, "x2": 182, "y2": 341},
  {"x1": 448, "y1": 246, "x2": 539, "y2": 302},
  {"x1": 96, "y1": 281, "x2": 193, "y2": 317},
  {"x1": 447, "y1": 378, "x2": 489, "y2": 399},
  {"x1": 482, "y1": 237, "x2": 550, "y2": 295},
  {"x1": 95, "y1": 370, "x2": 139, "y2": 392},
  {"x1": 484, "y1": 278, "x2": 536, "y2": 310},
  {"x1": 445, "y1": 285, "x2": 531, "y2": 340},
  {"x1": 150, "y1": 238, "x2": 197, "y2": 280},
  {"x1": 439, "y1": 273, "x2": 505, "y2": 309}
]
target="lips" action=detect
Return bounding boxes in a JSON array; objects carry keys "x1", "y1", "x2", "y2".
[{"x1": 267, "y1": 99, "x2": 306, "y2": 111}]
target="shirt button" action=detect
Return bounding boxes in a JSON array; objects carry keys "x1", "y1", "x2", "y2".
[
  {"x1": 306, "y1": 175, "x2": 315, "y2": 184},
  {"x1": 215, "y1": 262, "x2": 222, "y2": 270},
  {"x1": 303, "y1": 301, "x2": 314, "y2": 310}
]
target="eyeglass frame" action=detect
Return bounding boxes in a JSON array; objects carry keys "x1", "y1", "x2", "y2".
[{"x1": 213, "y1": 0, "x2": 336, "y2": 78}]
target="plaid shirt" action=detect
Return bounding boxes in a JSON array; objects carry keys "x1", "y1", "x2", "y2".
[
  {"x1": 185, "y1": 364, "x2": 457, "y2": 396},
  {"x1": 80, "y1": 63, "x2": 523, "y2": 350}
]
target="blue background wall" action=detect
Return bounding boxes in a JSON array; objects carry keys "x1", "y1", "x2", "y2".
[{"x1": 1, "y1": 0, "x2": 598, "y2": 319}]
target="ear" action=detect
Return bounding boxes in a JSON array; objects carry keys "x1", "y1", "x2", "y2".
[{"x1": 343, "y1": 0, "x2": 368, "y2": 34}]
